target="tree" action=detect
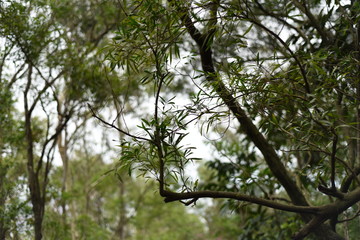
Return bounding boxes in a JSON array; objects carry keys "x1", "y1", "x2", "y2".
[
  {"x1": 104, "y1": 0, "x2": 360, "y2": 239},
  {"x1": 0, "y1": 74, "x2": 30, "y2": 240},
  {"x1": 0, "y1": 0, "x2": 124, "y2": 238}
]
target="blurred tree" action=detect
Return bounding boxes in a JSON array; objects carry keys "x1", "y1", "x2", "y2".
[{"x1": 0, "y1": 0, "x2": 125, "y2": 238}]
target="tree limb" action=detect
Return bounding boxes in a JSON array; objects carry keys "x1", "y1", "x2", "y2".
[{"x1": 162, "y1": 189, "x2": 319, "y2": 214}]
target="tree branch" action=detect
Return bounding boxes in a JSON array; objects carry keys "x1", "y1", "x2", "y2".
[
  {"x1": 89, "y1": 105, "x2": 152, "y2": 142},
  {"x1": 290, "y1": 0, "x2": 333, "y2": 44},
  {"x1": 294, "y1": 187, "x2": 360, "y2": 239},
  {"x1": 162, "y1": 189, "x2": 319, "y2": 214},
  {"x1": 169, "y1": 0, "x2": 309, "y2": 207}
]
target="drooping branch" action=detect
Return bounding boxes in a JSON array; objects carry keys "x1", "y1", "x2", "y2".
[
  {"x1": 341, "y1": 167, "x2": 360, "y2": 193},
  {"x1": 253, "y1": 0, "x2": 313, "y2": 49},
  {"x1": 222, "y1": 5, "x2": 311, "y2": 94}
]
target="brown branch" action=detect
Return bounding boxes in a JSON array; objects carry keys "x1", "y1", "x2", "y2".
[
  {"x1": 42, "y1": 138, "x2": 57, "y2": 204},
  {"x1": 28, "y1": 70, "x2": 64, "y2": 115},
  {"x1": 293, "y1": 215, "x2": 326, "y2": 240},
  {"x1": 337, "y1": 209, "x2": 360, "y2": 223},
  {"x1": 24, "y1": 63, "x2": 44, "y2": 240},
  {"x1": 162, "y1": 189, "x2": 319, "y2": 214},
  {"x1": 154, "y1": 74, "x2": 165, "y2": 194},
  {"x1": 164, "y1": 3, "x2": 350, "y2": 239},
  {"x1": 7, "y1": 63, "x2": 27, "y2": 89},
  {"x1": 36, "y1": 111, "x2": 72, "y2": 175},
  {"x1": 318, "y1": 185, "x2": 344, "y2": 199},
  {"x1": 293, "y1": 187, "x2": 360, "y2": 239},
  {"x1": 341, "y1": 167, "x2": 360, "y2": 193}
]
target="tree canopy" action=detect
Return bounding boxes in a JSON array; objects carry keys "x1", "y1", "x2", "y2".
[
  {"x1": 2, "y1": 0, "x2": 360, "y2": 239},
  {"x1": 106, "y1": 0, "x2": 360, "y2": 239}
]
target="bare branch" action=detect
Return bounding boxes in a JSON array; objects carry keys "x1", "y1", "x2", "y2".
[{"x1": 89, "y1": 104, "x2": 152, "y2": 142}]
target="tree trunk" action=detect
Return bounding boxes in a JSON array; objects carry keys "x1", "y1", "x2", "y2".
[
  {"x1": 113, "y1": 99, "x2": 127, "y2": 240},
  {"x1": 0, "y1": 164, "x2": 8, "y2": 240},
  {"x1": 24, "y1": 64, "x2": 44, "y2": 240},
  {"x1": 58, "y1": 131, "x2": 79, "y2": 240},
  {"x1": 115, "y1": 182, "x2": 126, "y2": 240}
]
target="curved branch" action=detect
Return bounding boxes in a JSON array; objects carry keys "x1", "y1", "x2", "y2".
[
  {"x1": 341, "y1": 167, "x2": 360, "y2": 193},
  {"x1": 162, "y1": 190, "x2": 320, "y2": 214},
  {"x1": 158, "y1": 2, "x2": 360, "y2": 239},
  {"x1": 244, "y1": 16, "x2": 311, "y2": 93},
  {"x1": 253, "y1": 0, "x2": 313, "y2": 51},
  {"x1": 290, "y1": 0, "x2": 333, "y2": 44},
  {"x1": 89, "y1": 105, "x2": 152, "y2": 142},
  {"x1": 294, "y1": 187, "x2": 360, "y2": 239}
]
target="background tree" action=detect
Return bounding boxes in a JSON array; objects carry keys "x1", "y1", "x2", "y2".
[{"x1": 0, "y1": 0, "x2": 124, "y2": 238}]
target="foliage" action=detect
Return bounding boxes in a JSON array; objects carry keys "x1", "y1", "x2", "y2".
[
  {"x1": 4, "y1": 0, "x2": 360, "y2": 239},
  {"x1": 104, "y1": 0, "x2": 360, "y2": 239}
]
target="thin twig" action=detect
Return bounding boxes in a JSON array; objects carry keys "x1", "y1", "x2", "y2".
[{"x1": 89, "y1": 104, "x2": 152, "y2": 142}]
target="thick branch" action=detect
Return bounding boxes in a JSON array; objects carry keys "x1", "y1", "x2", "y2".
[
  {"x1": 294, "y1": 187, "x2": 360, "y2": 239},
  {"x1": 341, "y1": 167, "x2": 360, "y2": 193},
  {"x1": 24, "y1": 63, "x2": 44, "y2": 240},
  {"x1": 165, "y1": 2, "x2": 348, "y2": 239},
  {"x1": 162, "y1": 190, "x2": 319, "y2": 214}
]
